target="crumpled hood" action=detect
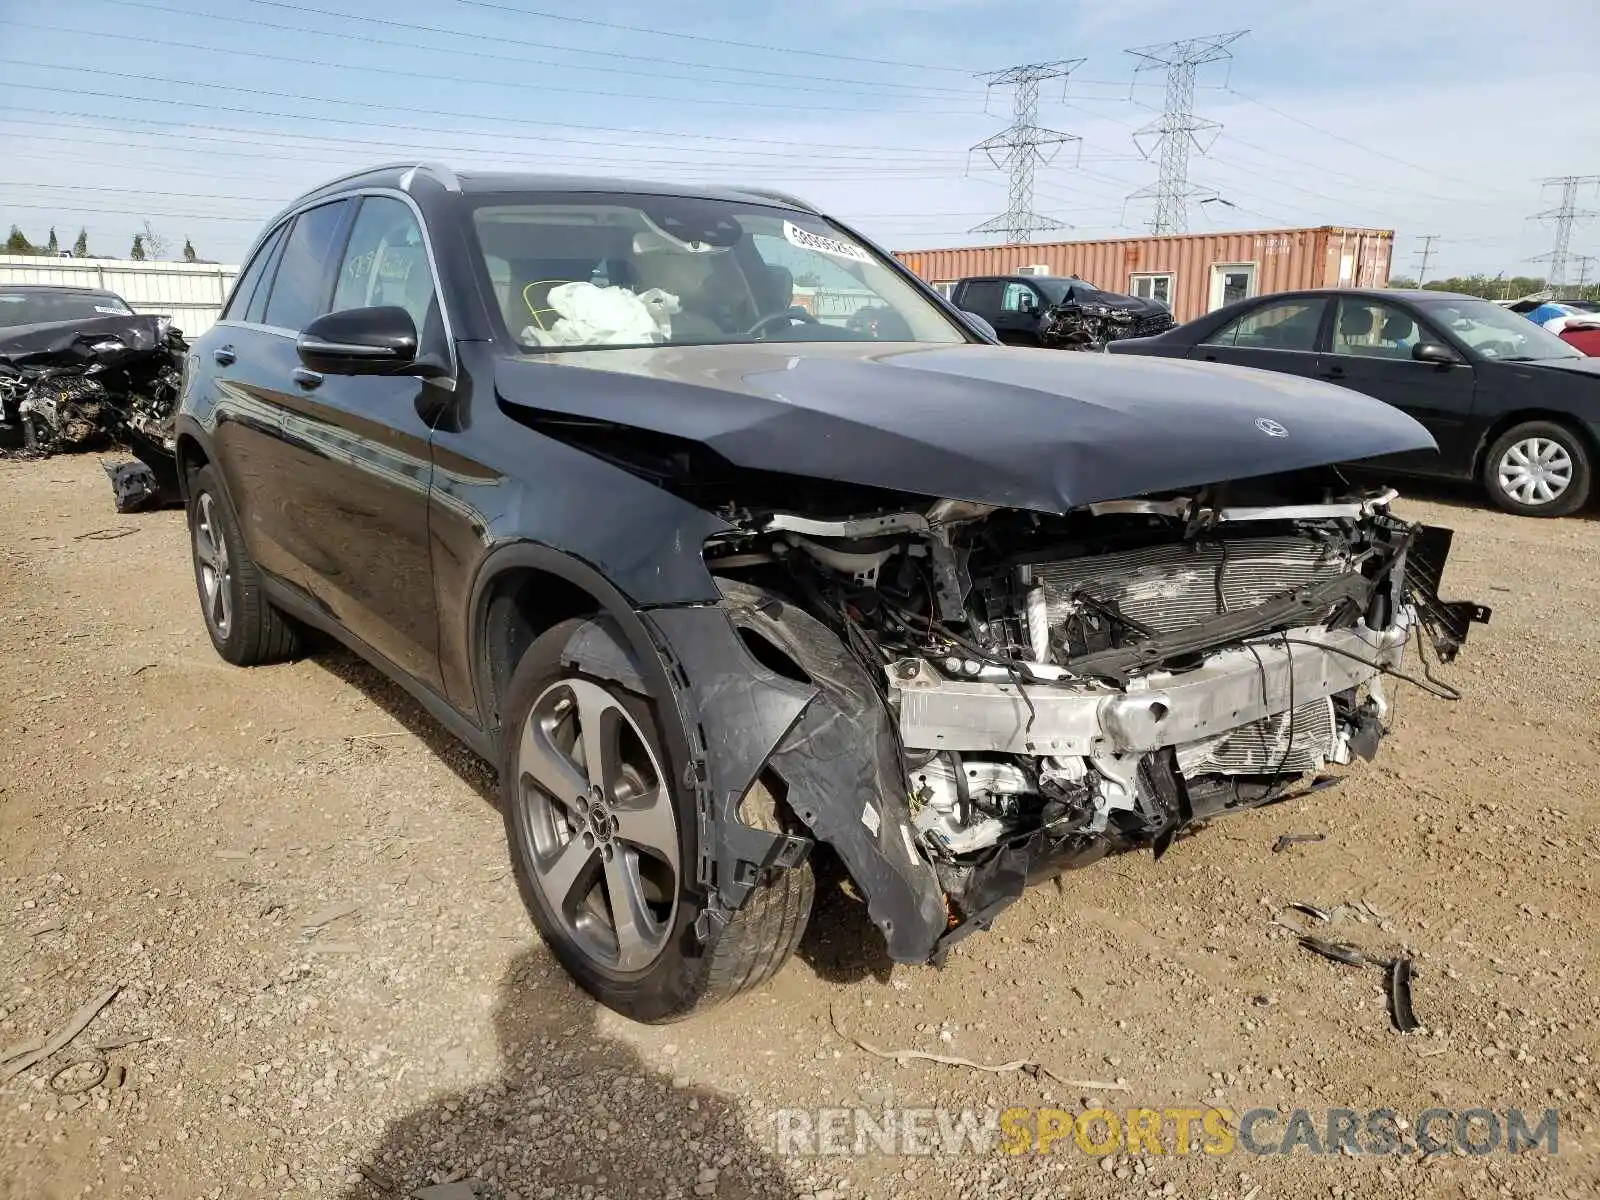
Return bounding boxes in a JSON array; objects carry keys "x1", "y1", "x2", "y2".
[{"x1": 496, "y1": 340, "x2": 1436, "y2": 513}]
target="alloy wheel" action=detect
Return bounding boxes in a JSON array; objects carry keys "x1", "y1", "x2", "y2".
[
  {"x1": 1497, "y1": 437, "x2": 1574, "y2": 506},
  {"x1": 515, "y1": 679, "x2": 679, "y2": 973},
  {"x1": 193, "y1": 492, "x2": 233, "y2": 638}
]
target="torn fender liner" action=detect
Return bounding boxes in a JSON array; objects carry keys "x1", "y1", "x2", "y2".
[
  {"x1": 560, "y1": 611, "x2": 815, "y2": 919},
  {"x1": 644, "y1": 582, "x2": 948, "y2": 963}
]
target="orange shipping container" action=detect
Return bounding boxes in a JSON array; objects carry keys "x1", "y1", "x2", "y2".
[{"x1": 893, "y1": 226, "x2": 1393, "y2": 325}]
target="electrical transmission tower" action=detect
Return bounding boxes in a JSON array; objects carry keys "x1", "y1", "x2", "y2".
[
  {"x1": 1411, "y1": 235, "x2": 1441, "y2": 286},
  {"x1": 1124, "y1": 31, "x2": 1247, "y2": 235},
  {"x1": 968, "y1": 60, "x2": 1083, "y2": 244},
  {"x1": 1574, "y1": 254, "x2": 1597, "y2": 295},
  {"x1": 1531, "y1": 175, "x2": 1600, "y2": 295}
]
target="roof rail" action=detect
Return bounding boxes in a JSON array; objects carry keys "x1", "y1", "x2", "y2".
[
  {"x1": 401, "y1": 162, "x2": 461, "y2": 193},
  {"x1": 305, "y1": 162, "x2": 419, "y2": 196},
  {"x1": 734, "y1": 186, "x2": 817, "y2": 213}
]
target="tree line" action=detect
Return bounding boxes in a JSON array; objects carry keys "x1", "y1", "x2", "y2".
[
  {"x1": 1387, "y1": 273, "x2": 1600, "y2": 302},
  {"x1": 4, "y1": 222, "x2": 203, "y2": 263}
]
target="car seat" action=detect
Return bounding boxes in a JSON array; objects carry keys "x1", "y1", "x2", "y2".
[
  {"x1": 1379, "y1": 311, "x2": 1417, "y2": 356},
  {"x1": 1338, "y1": 305, "x2": 1376, "y2": 350}
]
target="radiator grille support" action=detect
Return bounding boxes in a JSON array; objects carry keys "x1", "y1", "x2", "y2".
[{"x1": 1031, "y1": 537, "x2": 1350, "y2": 638}]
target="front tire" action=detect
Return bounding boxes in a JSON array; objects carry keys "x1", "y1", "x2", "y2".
[
  {"x1": 186, "y1": 465, "x2": 303, "y2": 665},
  {"x1": 1482, "y1": 420, "x2": 1591, "y2": 516},
  {"x1": 500, "y1": 619, "x2": 813, "y2": 1022}
]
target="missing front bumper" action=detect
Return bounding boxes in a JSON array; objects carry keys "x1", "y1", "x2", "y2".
[{"x1": 889, "y1": 623, "x2": 1407, "y2": 756}]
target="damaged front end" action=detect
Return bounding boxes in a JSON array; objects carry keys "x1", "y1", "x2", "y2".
[
  {"x1": 0, "y1": 314, "x2": 187, "y2": 508},
  {"x1": 644, "y1": 472, "x2": 1487, "y2": 964},
  {"x1": 1039, "y1": 299, "x2": 1175, "y2": 351}
]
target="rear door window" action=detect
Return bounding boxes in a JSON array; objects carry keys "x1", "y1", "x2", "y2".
[
  {"x1": 223, "y1": 224, "x2": 287, "y2": 323},
  {"x1": 262, "y1": 200, "x2": 352, "y2": 332},
  {"x1": 1204, "y1": 299, "x2": 1326, "y2": 351},
  {"x1": 959, "y1": 280, "x2": 1003, "y2": 313}
]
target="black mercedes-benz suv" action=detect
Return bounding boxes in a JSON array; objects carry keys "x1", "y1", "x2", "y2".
[{"x1": 177, "y1": 164, "x2": 1483, "y2": 1021}]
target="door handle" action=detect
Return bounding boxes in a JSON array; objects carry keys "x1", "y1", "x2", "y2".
[
  {"x1": 212, "y1": 347, "x2": 236, "y2": 366},
  {"x1": 291, "y1": 367, "x2": 323, "y2": 390}
]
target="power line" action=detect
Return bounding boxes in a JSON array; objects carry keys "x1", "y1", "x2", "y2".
[
  {"x1": 1124, "y1": 31, "x2": 1247, "y2": 234},
  {"x1": 0, "y1": 45, "x2": 978, "y2": 117},
  {"x1": 1412, "y1": 235, "x2": 1442, "y2": 286},
  {"x1": 1222, "y1": 87, "x2": 1526, "y2": 201},
  {"x1": 0, "y1": 79, "x2": 972, "y2": 156},
  {"x1": 968, "y1": 61, "x2": 1084, "y2": 243},
  {"x1": 443, "y1": 0, "x2": 976, "y2": 72},
  {"x1": 1531, "y1": 175, "x2": 1600, "y2": 295},
  {"x1": 39, "y1": 5, "x2": 980, "y2": 103},
  {"x1": 4, "y1": 108, "x2": 972, "y2": 169}
]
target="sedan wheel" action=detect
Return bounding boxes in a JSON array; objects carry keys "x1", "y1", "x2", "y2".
[
  {"x1": 1482, "y1": 421, "x2": 1592, "y2": 517},
  {"x1": 1496, "y1": 436, "x2": 1573, "y2": 507},
  {"x1": 514, "y1": 678, "x2": 679, "y2": 974}
]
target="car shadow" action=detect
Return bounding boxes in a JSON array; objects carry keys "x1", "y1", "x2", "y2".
[
  {"x1": 312, "y1": 645, "x2": 499, "y2": 805},
  {"x1": 338, "y1": 948, "x2": 804, "y2": 1199},
  {"x1": 794, "y1": 851, "x2": 896, "y2": 988}
]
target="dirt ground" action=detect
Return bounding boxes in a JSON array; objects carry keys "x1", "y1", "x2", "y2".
[{"x1": 1, "y1": 455, "x2": 1596, "y2": 1200}]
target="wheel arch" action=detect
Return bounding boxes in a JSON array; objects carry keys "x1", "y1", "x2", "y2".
[
  {"x1": 467, "y1": 543, "x2": 667, "y2": 749},
  {"x1": 173, "y1": 425, "x2": 212, "y2": 504}
]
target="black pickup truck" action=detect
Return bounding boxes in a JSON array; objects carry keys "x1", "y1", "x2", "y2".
[{"x1": 951, "y1": 274, "x2": 1174, "y2": 350}]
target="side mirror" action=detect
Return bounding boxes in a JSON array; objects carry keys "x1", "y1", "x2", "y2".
[
  {"x1": 960, "y1": 310, "x2": 998, "y2": 341},
  {"x1": 1412, "y1": 341, "x2": 1460, "y2": 366},
  {"x1": 297, "y1": 306, "x2": 422, "y2": 376}
]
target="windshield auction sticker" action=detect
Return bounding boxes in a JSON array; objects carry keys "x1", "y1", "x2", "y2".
[{"x1": 784, "y1": 221, "x2": 872, "y2": 264}]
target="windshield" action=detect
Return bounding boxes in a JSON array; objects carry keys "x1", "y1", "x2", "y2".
[
  {"x1": 1417, "y1": 297, "x2": 1583, "y2": 361},
  {"x1": 470, "y1": 194, "x2": 966, "y2": 351},
  {"x1": 0, "y1": 290, "x2": 133, "y2": 328},
  {"x1": 1034, "y1": 278, "x2": 1102, "y2": 304}
]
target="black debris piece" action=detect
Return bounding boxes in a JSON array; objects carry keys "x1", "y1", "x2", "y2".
[
  {"x1": 103, "y1": 460, "x2": 162, "y2": 513},
  {"x1": 1388, "y1": 954, "x2": 1422, "y2": 1033},
  {"x1": 1298, "y1": 935, "x2": 1367, "y2": 968}
]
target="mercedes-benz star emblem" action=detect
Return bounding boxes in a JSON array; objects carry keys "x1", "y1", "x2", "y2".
[{"x1": 1255, "y1": 417, "x2": 1289, "y2": 438}]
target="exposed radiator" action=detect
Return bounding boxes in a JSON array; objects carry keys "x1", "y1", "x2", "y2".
[
  {"x1": 1030, "y1": 536, "x2": 1351, "y2": 637},
  {"x1": 1176, "y1": 698, "x2": 1337, "y2": 777}
]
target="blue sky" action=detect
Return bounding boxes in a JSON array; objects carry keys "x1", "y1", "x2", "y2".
[{"x1": 1, "y1": 0, "x2": 1596, "y2": 280}]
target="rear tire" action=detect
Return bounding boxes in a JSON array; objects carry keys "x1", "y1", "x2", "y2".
[
  {"x1": 500, "y1": 618, "x2": 813, "y2": 1022},
  {"x1": 187, "y1": 464, "x2": 303, "y2": 665},
  {"x1": 1481, "y1": 420, "x2": 1591, "y2": 517}
]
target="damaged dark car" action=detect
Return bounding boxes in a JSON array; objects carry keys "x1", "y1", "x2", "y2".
[
  {"x1": 0, "y1": 284, "x2": 187, "y2": 507},
  {"x1": 176, "y1": 165, "x2": 1487, "y2": 1021}
]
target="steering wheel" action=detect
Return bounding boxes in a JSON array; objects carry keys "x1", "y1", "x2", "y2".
[{"x1": 745, "y1": 307, "x2": 822, "y2": 339}]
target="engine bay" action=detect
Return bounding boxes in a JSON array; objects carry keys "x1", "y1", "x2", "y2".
[{"x1": 704, "y1": 471, "x2": 1484, "y2": 914}]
